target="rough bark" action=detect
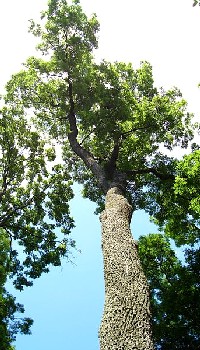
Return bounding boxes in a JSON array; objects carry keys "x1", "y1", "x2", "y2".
[{"x1": 99, "y1": 187, "x2": 154, "y2": 350}]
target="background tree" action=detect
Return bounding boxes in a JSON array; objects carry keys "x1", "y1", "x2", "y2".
[
  {"x1": 0, "y1": 228, "x2": 33, "y2": 350},
  {"x1": 144, "y1": 150, "x2": 200, "y2": 245},
  {"x1": 0, "y1": 99, "x2": 75, "y2": 343},
  {"x1": 138, "y1": 232, "x2": 200, "y2": 349},
  {"x1": 3, "y1": 0, "x2": 199, "y2": 349},
  {"x1": 137, "y1": 150, "x2": 200, "y2": 348}
]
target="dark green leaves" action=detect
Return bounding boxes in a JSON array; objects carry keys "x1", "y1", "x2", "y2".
[
  {"x1": 145, "y1": 151, "x2": 200, "y2": 246},
  {"x1": 139, "y1": 234, "x2": 200, "y2": 349},
  {"x1": 0, "y1": 229, "x2": 33, "y2": 349}
]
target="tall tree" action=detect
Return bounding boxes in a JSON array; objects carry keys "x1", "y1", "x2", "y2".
[{"x1": 4, "y1": 0, "x2": 198, "y2": 348}]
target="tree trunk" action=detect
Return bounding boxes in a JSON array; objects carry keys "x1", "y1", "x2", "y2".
[{"x1": 99, "y1": 187, "x2": 154, "y2": 350}]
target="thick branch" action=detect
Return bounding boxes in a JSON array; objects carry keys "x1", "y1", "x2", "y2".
[
  {"x1": 67, "y1": 79, "x2": 109, "y2": 193},
  {"x1": 104, "y1": 139, "x2": 121, "y2": 180},
  {"x1": 127, "y1": 167, "x2": 175, "y2": 181}
]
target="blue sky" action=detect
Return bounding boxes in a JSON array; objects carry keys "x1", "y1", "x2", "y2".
[{"x1": 0, "y1": 1, "x2": 200, "y2": 349}]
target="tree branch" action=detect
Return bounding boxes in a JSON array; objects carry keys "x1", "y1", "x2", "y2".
[
  {"x1": 0, "y1": 173, "x2": 8, "y2": 202},
  {"x1": 104, "y1": 139, "x2": 121, "y2": 180},
  {"x1": 0, "y1": 140, "x2": 13, "y2": 202},
  {"x1": 0, "y1": 199, "x2": 33, "y2": 227},
  {"x1": 126, "y1": 167, "x2": 175, "y2": 181},
  {"x1": 66, "y1": 77, "x2": 109, "y2": 193},
  {"x1": 121, "y1": 124, "x2": 156, "y2": 139},
  {"x1": 0, "y1": 181, "x2": 50, "y2": 228}
]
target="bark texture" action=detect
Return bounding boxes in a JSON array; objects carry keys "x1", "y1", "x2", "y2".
[{"x1": 99, "y1": 187, "x2": 154, "y2": 350}]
